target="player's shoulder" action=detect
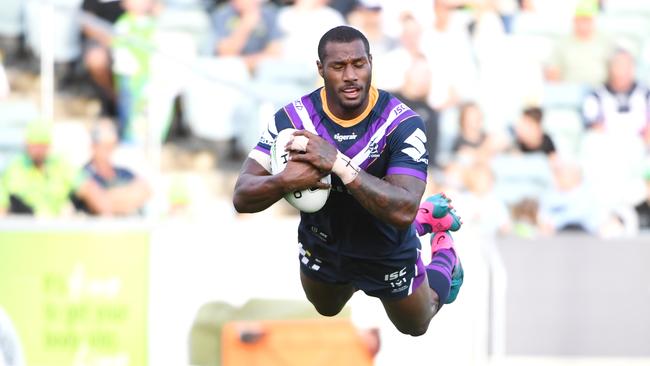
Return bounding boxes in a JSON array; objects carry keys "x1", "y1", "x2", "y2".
[
  {"x1": 374, "y1": 89, "x2": 424, "y2": 132},
  {"x1": 375, "y1": 89, "x2": 421, "y2": 120},
  {"x1": 274, "y1": 89, "x2": 321, "y2": 130}
]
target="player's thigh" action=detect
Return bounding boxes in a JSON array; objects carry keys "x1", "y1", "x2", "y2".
[
  {"x1": 381, "y1": 276, "x2": 440, "y2": 336},
  {"x1": 298, "y1": 242, "x2": 355, "y2": 316},
  {"x1": 300, "y1": 270, "x2": 355, "y2": 317}
]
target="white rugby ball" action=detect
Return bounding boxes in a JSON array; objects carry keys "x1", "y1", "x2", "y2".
[{"x1": 270, "y1": 128, "x2": 331, "y2": 213}]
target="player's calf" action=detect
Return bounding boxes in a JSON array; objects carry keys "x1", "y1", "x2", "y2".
[{"x1": 426, "y1": 231, "x2": 463, "y2": 304}]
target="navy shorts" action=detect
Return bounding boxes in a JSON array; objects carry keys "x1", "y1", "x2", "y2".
[{"x1": 298, "y1": 240, "x2": 427, "y2": 300}]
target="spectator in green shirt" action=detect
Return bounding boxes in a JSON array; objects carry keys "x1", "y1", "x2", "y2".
[{"x1": 0, "y1": 121, "x2": 110, "y2": 217}]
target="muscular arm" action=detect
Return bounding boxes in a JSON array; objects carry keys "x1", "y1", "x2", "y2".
[
  {"x1": 233, "y1": 157, "x2": 329, "y2": 213},
  {"x1": 233, "y1": 158, "x2": 287, "y2": 213},
  {"x1": 346, "y1": 172, "x2": 425, "y2": 230}
]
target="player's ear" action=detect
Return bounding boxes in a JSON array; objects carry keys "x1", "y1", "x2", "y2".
[
  {"x1": 368, "y1": 53, "x2": 373, "y2": 66},
  {"x1": 317, "y1": 60, "x2": 324, "y2": 78}
]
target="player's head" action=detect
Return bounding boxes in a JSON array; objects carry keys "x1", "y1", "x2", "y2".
[{"x1": 317, "y1": 26, "x2": 372, "y2": 117}]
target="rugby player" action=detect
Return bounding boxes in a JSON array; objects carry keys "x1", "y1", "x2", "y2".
[{"x1": 233, "y1": 26, "x2": 463, "y2": 336}]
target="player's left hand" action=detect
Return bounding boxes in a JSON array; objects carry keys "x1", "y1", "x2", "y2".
[{"x1": 285, "y1": 130, "x2": 338, "y2": 173}]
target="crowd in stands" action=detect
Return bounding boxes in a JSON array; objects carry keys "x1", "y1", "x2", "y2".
[{"x1": 0, "y1": 0, "x2": 649, "y2": 236}]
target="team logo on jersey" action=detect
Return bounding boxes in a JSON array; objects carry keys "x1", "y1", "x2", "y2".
[
  {"x1": 402, "y1": 129, "x2": 428, "y2": 164},
  {"x1": 365, "y1": 137, "x2": 380, "y2": 158},
  {"x1": 333, "y1": 132, "x2": 358, "y2": 142}
]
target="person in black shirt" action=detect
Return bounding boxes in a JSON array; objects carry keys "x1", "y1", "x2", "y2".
[
  {"x1": 513, "y1": 106, "x2": 556, "y2": 157},
  {"x1": 81, "y1": 0, "x2": 125, "y2": 116}
]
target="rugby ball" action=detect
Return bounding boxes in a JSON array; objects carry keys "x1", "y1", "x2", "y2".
[{"x1": 270, "y1": 128, "x2": 331, "y2": 213}]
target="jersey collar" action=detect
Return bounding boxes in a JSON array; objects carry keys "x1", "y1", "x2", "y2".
[{"x1": 320, "y1": 86, "x2": 378, "y2": 128}]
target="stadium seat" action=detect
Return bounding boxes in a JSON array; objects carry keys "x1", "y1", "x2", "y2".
[
  {"x1": 0, "y1": 0, "x2": 24, "y2": 37},
  {"x1": 542, "y1": 107, "x2": 585, "y2": 159},
  {"x1": 541, "y1": 82, "x2": 589, "y2": 109}
]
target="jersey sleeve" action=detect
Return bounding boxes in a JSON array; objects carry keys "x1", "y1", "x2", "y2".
[
  {"x1": 249, "y1": 108, "x2": 294, "y2": 172},
  {"x1": 385, "y1": 115, "x2": 429, "y2": 182}
]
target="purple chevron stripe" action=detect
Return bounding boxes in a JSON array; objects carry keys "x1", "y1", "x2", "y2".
[
  {"x1": 283, "y1": 104, "x2": 304, "y2": 130},
  {"x1": 345, "y1": 97, "x2": 403, "y2": 157},
  {"x1": 355, "y1": 110, "x2": 418, "y2": 169},
  {"x1": 301, "y1": 94, "x2": 336, "y2": 145},
  {"x1": 386, "y1": 166, "x2": 427, "y2": 181},
  {"x1": 255, "y1": 145, "x2": 270, "y2": 155}
]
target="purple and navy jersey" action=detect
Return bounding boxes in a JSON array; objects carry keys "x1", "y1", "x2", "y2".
[{"x1": 254, "y1": 87, "x2": 428, "y2": 259}]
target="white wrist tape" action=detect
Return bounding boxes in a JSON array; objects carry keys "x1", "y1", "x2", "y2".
[{"x1": 332, "y1": 151, "x2": 360, "y2": 185}]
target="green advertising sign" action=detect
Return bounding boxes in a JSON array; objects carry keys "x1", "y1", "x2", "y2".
[{"x1": 0, "y1": 230, "x2": 149, "y2": 366}]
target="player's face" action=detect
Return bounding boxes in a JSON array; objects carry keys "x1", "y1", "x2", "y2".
[{"x1": 318, "y1": 40, "x2": 372, "y2": 119}]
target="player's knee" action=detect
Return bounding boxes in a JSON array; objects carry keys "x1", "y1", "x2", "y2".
[
  {"x1": 312, "y1": 303, "x2": 344, "y2": 317},
  {"x1": 396, "y1": 321, "x2": 430, "y2": 337}
]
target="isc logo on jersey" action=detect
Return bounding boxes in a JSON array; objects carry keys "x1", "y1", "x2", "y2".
[
  {"x1": 270, "y1": 128, "x2": 331, "y2": 213},
  {"x1": 402, "y1": 129, "x2": 428, "y2": 165}
]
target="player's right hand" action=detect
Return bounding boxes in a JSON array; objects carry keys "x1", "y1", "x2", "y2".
[{"x1": 279, "y1": 158, "x2": 330, "y2": 193}]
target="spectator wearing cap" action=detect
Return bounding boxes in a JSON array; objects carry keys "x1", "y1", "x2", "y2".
[
  {"x1": 582, "y1": 48, "x2": 650, "y2": 145},
  {"x1": 74, "y1": 119, "x2": 151, "y2": 216},
  {"x1": 544, "y1": 0, "x2": 613, "y2": 86},
  {"x1": 0, "y1": 121, "x2": 109, "y2": 217}
]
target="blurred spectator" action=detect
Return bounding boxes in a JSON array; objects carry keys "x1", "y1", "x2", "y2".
[
  {"x1": 74, "y1": 119, "x2": 151, "y2": 216},
  {"x1": 582, "y1": 48, "x2": 650, "y2": 145},
  {"x1": 373, "y1": 12, "x2": 423, "y2": 91},
  {"x1": 538, "y1": 159, "x2": 625, "y2": 237},
  {"x1": 81, "y1": 0, "x2": 125, "y2": 117},
  {"x1": 421, "y1": 0, "x2": 477, "y2": 110},
  {"x1": 0, "y1": 121, "x2": 109, "y2": 217},
  {"x1": 112, "y1": 0, "x2": 158, "y2": 143},
  {"x1": 511, "y1": 198, "x2": 540, "y2": 238},
  {"x1": 544, "y1": 0, "x2": 613, "y2": 86},
  {"x1": 452, "y1": 101, "x2": 488, "y2": 155},
  {"x1": 392, "y1": 56, "x2": 439, "y2": 168},
  {"x1": 329, "y1": 0, "x2": 360, "y2": 20},
  {"x1": 511, "y1": 106, "x2": 556, "y2": 157},
  {"x1": 347, "y1": 0, "x2": 397, "y2": 57},
  {"x1": 451, "y1": 101, "x2": 506, "y2": 164},
  {"x1": 211, "y1": 0, "x2": 282, "y2": 72},
  {"x1": 635, "y1": 169, "x2": 650, "y2": 230},
  {"x1": 276, "y1": 0, "x2": 345, "y2": 66},
  {"x1": 456, "y1": 162, "x2": 511, "y2": 236}
]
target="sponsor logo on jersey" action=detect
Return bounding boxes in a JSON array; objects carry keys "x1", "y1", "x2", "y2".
[
  {"x1": 402, "y1": 128, "x2": 428, "y2": 164},
  {"x1": 333, "y1": 132, "x2": 358, "y2": 142}
]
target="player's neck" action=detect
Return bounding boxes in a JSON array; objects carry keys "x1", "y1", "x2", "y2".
[
  {"x1": 321, "y1": 87, "x2": 378, "y2": 127},
  {"x1": 329, "y1": 99, "x2": 368, "y2": 121}
]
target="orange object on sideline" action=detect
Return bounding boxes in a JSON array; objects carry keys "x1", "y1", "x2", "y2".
[{"x1": 222, "y1": 318, "x2": 373, "y2": 366}]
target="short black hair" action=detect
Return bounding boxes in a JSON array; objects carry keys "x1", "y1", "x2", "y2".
[
  {"x1": 522, "y1": 106, "x2": 543, "y2": 124},
  {"x1": 317, "y1": 25, "x2": 370, "y2": 62}
]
